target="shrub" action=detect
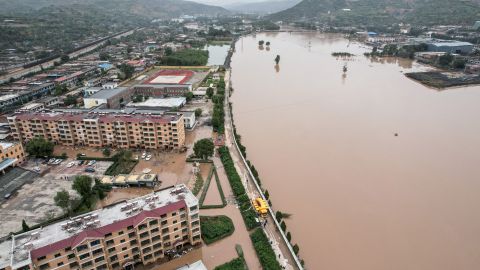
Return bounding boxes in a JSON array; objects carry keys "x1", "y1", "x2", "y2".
[
  {"x1": 218, "y1": 147, "x2": 258, "y2": 230},
  {"x1": 250, "y1": 228, "x2": 282, "y2": 270},
  {"x1": 214, "y1": 257, "x2": 246, "y2": 270},
  {"x1": 200, "y1": 215, "x2": 235, "y2": 245}
]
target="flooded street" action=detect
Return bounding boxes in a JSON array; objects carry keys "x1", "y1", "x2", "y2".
[{"x1": 230, "y1": 32, "x2": 480, "y2": 270}]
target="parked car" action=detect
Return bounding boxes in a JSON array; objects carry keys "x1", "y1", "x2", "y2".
[
  {"x1": 4, "y1": 193, "x2": 12, "y2": 200},
  {"x1": 134, "y1": 155, "x2": 139, "y2": 161},
  {"x1": 141, "y1": 152, "x2": 147, "y2": 159},
  {"x1": 145, "y1": 155, "x2": 152, "y2": 161},
  {"x1": 87, "y1": 160, "x2": 96, "y2": 166},
  {"x1": 66, "y1": 162, "x2": 75, "y2": 168},
  {"x1": 85, "y1": 167, "x2": 95, "y2": 173},
  {"x1": 79, "y1": 153, "x2": 86, "y2": 157}
]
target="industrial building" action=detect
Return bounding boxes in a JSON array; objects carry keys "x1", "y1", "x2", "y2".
[
  {"x1": 427, "y1": 40, "x2": 474, "y2": 54},
  {"x1": 83, "y1": 87, "x2": 131, "y2": 109},
  {"x1": 126, "y1": 97, "x2": 187, "y2": 110},
  {"x1": 0, "y1": 184, "x2": 201, "y2": 270},
  {"x1": 101, "y1": 174, "x2": 158, "y2": 187}
]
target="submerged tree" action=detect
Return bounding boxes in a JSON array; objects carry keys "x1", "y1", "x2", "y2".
[{"x1": 275, "y1": 55, "x2": 280, "y2": 64}]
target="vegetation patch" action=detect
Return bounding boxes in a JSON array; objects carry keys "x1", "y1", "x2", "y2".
[
  {"x1": 214, "y1": 257, "x2": 247, "y2": 270},
  {"x1": 331, "y1": 52, "x2": 355, "y2": 57},
  {"x1": 104, "y1": 150, "x2": 138, "y2": 176},
  {"x1": 218, "y1": 147, "x2": 258, "y2": 230},
  {"x1": 192, "y1": 173, "x2": 204, "y2": 196},
  {"x1": 200, "y1": 215, "x2": 235, "y2": 245},
  {"x1": 199, "y1": 166, "x2": 227, "y2": 209},
  {"x1": 405, "y1": 72, "x2": 480, "y2": 88},
  {"x1": 161, "y1": 49, "x2": 209, "y2": 66},
  {"x1": 250, "y1": 228, "x2": 282, "y2": 270}
]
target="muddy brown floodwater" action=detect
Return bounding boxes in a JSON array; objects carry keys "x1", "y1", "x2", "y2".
[{"x1": 230, "y1": 32, "x2": 480, "y2": 270}]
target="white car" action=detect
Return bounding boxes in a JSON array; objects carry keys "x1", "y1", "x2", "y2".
[
  {"x1": 134, "y1": 155, "x2": 139, "y2": 161},
  {"x1": 145, "y1": 155, "x2": 152, "y2": 161},
  {"x1": 66, "y1": 162, "x2": 75, "y2": 168},
  {"x1": 141, "y1": 152, "x2": 147, "y2": 159},
  {"x1": 87, "y1": 160, "x2": 96, "y2": 166}
]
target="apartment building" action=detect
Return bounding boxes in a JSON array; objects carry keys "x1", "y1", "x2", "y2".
[
  {"x1": 7, "y1": 112, "x2": 185, "y2": 150},
  {"x1": 0, "y1": 141, "x2": 25, "y2": 172},
  {"x1": 0, "y1": 184, "x2": 201, "y2": 270}
]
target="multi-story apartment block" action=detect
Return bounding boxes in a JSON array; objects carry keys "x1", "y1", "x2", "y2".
[
  {"x1": 0, "y1": 141, "x2": 25, "y2": 172},
  {"x1": 7, "y1": 112, "x2": 185, "y2": 150},
  {"x1": 0, "y1": 184, "x2": 201, "y2": 270}
]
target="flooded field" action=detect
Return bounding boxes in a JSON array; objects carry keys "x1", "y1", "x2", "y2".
[{"x1": 230, "y1": 32, "x2": 480, "y2": 270}]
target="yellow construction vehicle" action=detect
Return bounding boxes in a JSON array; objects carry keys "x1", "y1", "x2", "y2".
[{"x1": 252, "y1": 197, "x2": 269, "y2": 217}]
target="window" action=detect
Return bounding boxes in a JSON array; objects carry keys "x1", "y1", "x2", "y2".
[
  {"x1": 151, "y1": 228, "x2": 159, "y2": 233},
  {"x1": 154, "y1": 250, "x2": 163, "y2": 257},
  {"x1": 142, "y1": 247, "x2": 152, "y2": 254},
  {"x1": 152, "y1": 235, "x2": 160, "y2": 242},
  {"x1": 106, "y1": 240, "x2": 114, "y2": 246},
  {"x1": 77, "y1": 244, "x2": 88, "y2": 252},
  {"x1": 96, "y1": 264, "x2": 107, "y2": 270},
  {"x1": 57, "y1": 262, "x2": 64, "y2": 267},
  {"x1": 108, "y1": 247, "x2": 115, "y2": 253},
  {"x1": 162, "y1": 228, "x2": 169, "y2": 234},
  {"x1": 161, "y1": 220, "x2": 168, "y2": 226},
  {"x1": 173, "y1": 220, "x2": 177, "y2": 224},
  {"x1": 111, "y1": 262, "x2": 120, "y2": 269},
  {"x1": 144, "y1": 254, "x2": 153, "y2": 260},
  {"x1": 69, "y1": 262, "x2": 78, "y2": 268},
  {"x1": 127, "y1": 225, "x2": 134, "y2": 230},
  {"x1": 128, "y1": 232, "x2": 136, "y2": 238},
  {"x1": 95, "y1": 256, "x2": 105, "y2": 263},
  {"x1": 79, "y1": 253, "x2": 90, "y2": 260},
  {"x1": 37, "y1": 256, "x2": 46, "y2": 261},
  {"x1": 172, "y1": 212, "x2": 177, "y2": 217},
  {"x1": 124, "y1": 254, "x2": 129, "y2": 259},
  {"x1": 122, "y1": 247, "x2": 127, "y2": 251},
  {"x1": 190, "y1": 205, "x2": 198, "y2": 212},
  {"x1": 153, "y1": 242, "x2": 162, "y2": 249},
  {"x1": 110, "y1": 255, "x2": 118, "y2": 262},
  {"x1": 130, "y1": 239, "x2": 138, "y2": 245},
  {"x1": 140, "y1": 232, "x2": 149, "y2": 238},
  {"x1": 149, "y1": 220, "x2": 158, "y2": 226},
  {"x1": 141, "y1": 239, "x2": 151, "y2": 246},
  {"x1": 65, "y1": 247, "x2": 72, "y2": 252},
  {"x1": 81, "y1": 261, "x2": 92, "y2": 268},
  {"x1": 68, "y1": 253, "x2": 75, "y2": 259},
  {"x1": 105, "y1": 233, "x2": 112, "y2": 238},
  {"x1": 54, "y1": 253, "x2": 61, "y2": 258},
  {"x1": 92, "y1": 248, "x2": 103, "y2": 255},
  {"x1": 132, "y1": 247, "x2": 139, "y2": 253},
  {"x1": 163, "y1": 235, "x2": 170, "y2": 241},
  {"x1": 120, "y1": 239, "x2": 126, "y2": 243},
  {"x1": 90, "y1": 240, "x2": 100, "y2": 246},
  {"x1": 118, "y1": 231, "x2": 124, "y2": 235},
  {"x1": 160, "y1": 214, "x2": 167, "y2": 219}
]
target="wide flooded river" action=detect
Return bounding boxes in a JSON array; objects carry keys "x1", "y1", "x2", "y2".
[{"x1": 230, "y1": 32, "x2": 480, "y2": 270}]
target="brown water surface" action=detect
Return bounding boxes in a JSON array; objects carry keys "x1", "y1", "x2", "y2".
[{"x1": 230, "y1": 32, "x2": 480, "y2": 270}]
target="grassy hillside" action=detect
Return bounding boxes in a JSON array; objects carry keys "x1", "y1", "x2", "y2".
[
  {"x1": 269, "y1": 0, "x2": 480, "y2": 26},
  {"x1": 0, "y1": 0, "x2": 229, "y2": 18}
]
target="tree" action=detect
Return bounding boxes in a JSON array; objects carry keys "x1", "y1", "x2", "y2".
[
  {"x1": 286, "y1": 231, "x2": 292, "y2": 242},
  {"x1": 72, "y1": 175, "x2": 93, "y2": 199},
  {"x1": 193, "y1": 139, "x2": 214, "y2": 159},
  {"x1": 103, "y1": 148, "x2": 111, "y2": 157},
  {"x1": 266, "y1": 41, "x2": 271, "y2": 46},
  {"x1": 61, "y1": 152, "x2": 68, "y2": 159},
  {"x1": 264, "y1": 189, "x2": 270, "y2": 200},
  {"x1": 206, "y1": 87, "x2": 214, "y2": 98},
  {"x1": 25, "y1": 137, "x2": 54, "y2": 157},
  {"x1": 64, "y1": 95, "x2": 77, "y2": 106},
  {"x1": 275, "y1": 55, "x2": 281, "y2": 65},
  {"x1": 452, "y1": 58, "x2": 466, "y2": 69},
  {"x1": 22, "y1": 219, "x2": 30, "y2": 232},
  {"x1": 184, "y1": 91, "x2": 194, "y2": 102},
  {"x1": 118, "y1": 63, "x2": 134, "y2": 79},
  {"x1": 53, "y1": 85, "x2": 68, "y2": 96},
  {"x1": 280, "y1": 220, "x2": 287, "y2": 232},
  {"x1": 438, "y1": 53, "x2": 454, "y2": 66},
  {"x1": 293, "y1": 244, "x2": 300, "y2": 255},
  {"x1": 276, "y1": 211, "x2": 283, "y2": 222},
  {"x1": 195, "y1": 108, "x2": 202, "y2": 117},
  {"x1": 54, "y1": 189, "x2": 71, "y2": 213},
  {"x1": 60, "y1": 55, "x2": 70, "y2": 63},
  {"x1": 99, "y1": 52, "x2": 110, "y2": 61},
  {"x1": 258, "y1": 40, "x2": 265, "y2": 46}
]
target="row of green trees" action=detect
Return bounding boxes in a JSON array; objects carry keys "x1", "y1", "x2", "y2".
[
  {"x1": 250, "y1": 228, "x2": 282, "y2": 270},
  {"x1": 200, "y1": 215, "x2": 235, "y2": 245},
  {"x1": 218, "y1": 146, "x2": 258, "y2": 230},
  {"x1": 212, "y1": 78, "x2": 226, "y2": 133}
]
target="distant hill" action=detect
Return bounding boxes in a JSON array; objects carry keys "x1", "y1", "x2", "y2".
[
  {"x1": 225, "y1": 0, "x2": 302, "y2": 14},
  {"x1": 269, "y1": 0, "x2": 480, "y2": 26},
  {"x1": 0, "y1": 0, "x2": 229, "y2": 18}
]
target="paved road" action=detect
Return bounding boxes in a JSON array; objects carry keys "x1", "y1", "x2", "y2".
[{"x1": 223, "y1": 69, "x2": 301, "y2": 270}]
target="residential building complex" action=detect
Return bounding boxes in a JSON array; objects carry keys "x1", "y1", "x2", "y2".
[
  {"x1": 7, "y1": 111, "x2": 185, "y2": 150},
  {"x1": 0, "y1": 184, "x2": 201, "y2": 270},
  {"x1": 0, "y1": 141, "x2": 25, "y2": 173}
]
